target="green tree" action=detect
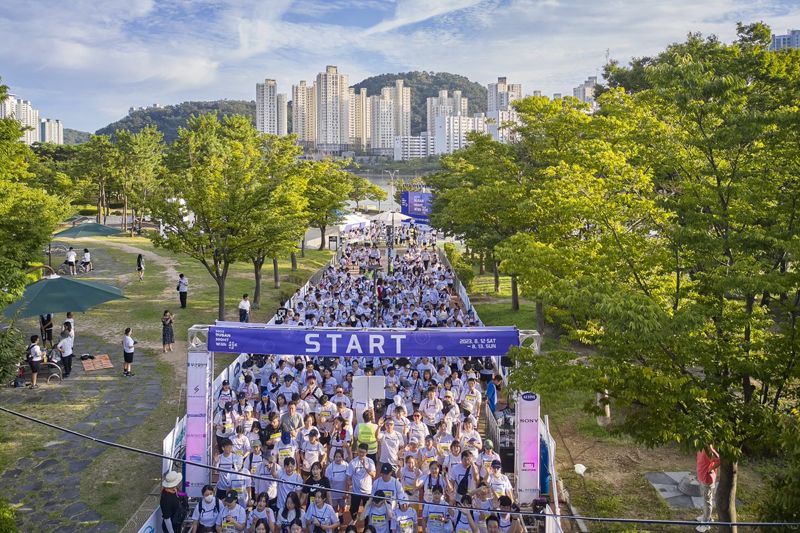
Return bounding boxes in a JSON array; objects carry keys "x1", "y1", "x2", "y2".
[
  {"x1": 114, "y1": 126, "x2": 164, "y2": 231},
  {"x1": 243, "y1": 134, "x2": 309, "y2": 307},
  {"x1": 426, "y1": 133, "x2": 535, "y2": 310},
  {"x1": 150, "y1": 114, "x2": 272, "y2": 320},
  {"x1": 504, "y1": 27, "x2": 800, "y2": 531},
  {"x1": 74, "y1": 135, "x2": 116, "y2": 223},
  {"x1": 0, "y1": 79, "x2": 63, "y2": 380},
  {"x1": 304, "y1": 159, "x2": 354, "y2": 250},
  {"x1": 348, "y1": 174, "x2": 387, "y2": 210}
]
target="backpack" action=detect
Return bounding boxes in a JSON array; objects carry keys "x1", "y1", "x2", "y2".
[{"x1": 25, "y1": 344, "x2": 35, "y2": 362}]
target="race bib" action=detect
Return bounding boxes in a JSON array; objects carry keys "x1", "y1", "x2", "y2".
[
  {"x1": 372, "y1": 514, "x2": 386, "y2": 524},
  {"x1": 279, "y1": 448, "x2": 292, "y2": 459},
  {"x1": 398, "y1": 517, "x2": 414, "y2": 533},
  {"x1": 251, "y1": 465, "x2": 258, "y2": 474},
  {"x1": 465, "y1": 394, "x2": 476, "y2": 404},
  {"x1": 428, "y1": 513, "x2": 443, "y2": 523},
  {"x1": 437, "y1": 443, "x2": 450, "y2": 454}
]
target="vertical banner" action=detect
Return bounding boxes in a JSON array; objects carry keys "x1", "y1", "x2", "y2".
[
  {"x1": 516, "y1": 391, "x2": 541, "y2": 503},
  {"x1": 185, "y1": 349, "x2": 213, "y2": 497}
]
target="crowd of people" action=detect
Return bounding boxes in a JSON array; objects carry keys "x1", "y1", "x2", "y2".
[
  {"x1": 166, "y1": 238, "x2": 519, "y2": 533},
  {"x1": 341, "y1": 222, "x2": 439, "y2": 249}
]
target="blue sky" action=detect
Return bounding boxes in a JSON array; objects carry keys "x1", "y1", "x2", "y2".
[{"x1": 1, "y1": 0, "x2": 798, "y2": 132}]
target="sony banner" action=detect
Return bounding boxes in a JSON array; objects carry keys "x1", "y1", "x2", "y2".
[
  {"x1": 208, "y1": 324, "x2": 519, "y2": 357},
  {"x1": 185, "y1": 349, "x2": 213, "y2": 497},
  {"x1": 516, "y1": 391, "x2": 541, "y2": 503}
]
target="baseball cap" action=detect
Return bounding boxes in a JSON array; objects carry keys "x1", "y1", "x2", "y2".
[
  {"x1": 224, "y1": 490, "x2": 238, "y2": 503},
  {"x1": 381, "y1": 463, "x2": 393, "y2": 474},
  {"x1": 491, "y1": 460, "x2": 502, "y2": 469},
  {"x1": 484, "y1": 439, "x2": 494, "y2": 449},
  {"x1": 251, "y1": 440, "x2": 262, "y2": 448}
]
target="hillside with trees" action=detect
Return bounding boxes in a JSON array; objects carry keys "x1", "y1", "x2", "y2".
[
  {"x1": 95, "y1": 100, "x2": 256, "y2": 143},
  {"x1": 351, "y1": 71, "x2": 487, "y2": 135},
  {"x1": 63, "y1": 128, "x2": 91, "y2": 145}
]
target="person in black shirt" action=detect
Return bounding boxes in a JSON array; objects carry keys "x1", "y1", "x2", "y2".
[
  {"x1": 160, "y1": 471, "x2": 185, "y2": 533},
  {"x1": 301, "y1": 461, "x2": 331, "y2": 507}
]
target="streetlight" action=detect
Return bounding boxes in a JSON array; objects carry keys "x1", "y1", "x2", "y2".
[{"x1": 384, "y1": 169, "x2": 399, "y2": 272}]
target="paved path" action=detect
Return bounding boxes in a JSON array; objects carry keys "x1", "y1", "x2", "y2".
[
  {"x1": 0, "y1": 243, "x2": 164, "y2": 532},
  {"x1": 0, "y1": 336, "x2": 162, "y2": 532}
]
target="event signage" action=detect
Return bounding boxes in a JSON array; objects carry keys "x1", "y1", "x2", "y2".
[
  {"x1": 184, "y1": 349, "x2": 213, "y2": 497},
  {"x1": 208, "y1": 324, "x2": 519, "y2": 357},
  {"x1": 516, "y1": 391, "x2": 541, "y2": 503},
  {"x1": 400, "y1": 191, "x2": 433, "y2": 222}
]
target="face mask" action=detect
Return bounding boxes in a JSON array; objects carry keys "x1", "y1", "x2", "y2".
[{"x1": 204, "y1": 495, "x2": 214, "y2": 503}]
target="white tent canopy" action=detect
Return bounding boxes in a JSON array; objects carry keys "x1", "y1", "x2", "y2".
[
  {"x1": 337, "y1": 213, "x2": 370, "y2": 232},
  {"x1": 369, "y1": 211, "x2": 412, "y2": 224}
]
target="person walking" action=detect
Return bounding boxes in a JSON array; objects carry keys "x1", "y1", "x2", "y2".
[
  {"x1": 57, "y1": 322, "x2": 75, "y2": 377},
  {"x1": 177, "y1": 273, "x2": 188, "y2": 308},
  {"x1": 162, "y1": 310, "x2": 175, "y2": 352},
  {"x1": 26, "y1": 335, "x2": 44, "y2": 389},
  {"x1": 160, "y1": 471, "x2": 186, "y2": 533},
  {"x1": 66, "y1": 246, "x2": 77, "y2": 275},
  {"x1": 238, "y1": 294, "x2": 251, "y2": 323},
  {"x1": 39, "y1": 313, "x2": 54, "y2": 348},
  {"x1": 123, "y1": 327, "x2": 137, "y2": 377},
  {"x1": 136, "y1": 253, "x2": 145, "y2": 281},
  {"x1": 696, "y1": 445, "x2": 720, "y2": 532},
  {"x1": 80, "y1": 248, "x2": 92, "y2": 272}
]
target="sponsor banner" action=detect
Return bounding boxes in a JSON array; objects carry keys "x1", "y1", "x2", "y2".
[
  {"x1": 400, "y1": 191, "x2": 433, "y2": 222},
  {"x1": 185, "y1": 349, "x2": 213, "y2": 497},
  {"x1": 516, "y1": 391, "x2": 541, "y2": 503},
  {"x1": 209, "y1": 324, "x2": 519, "y2": 357}
]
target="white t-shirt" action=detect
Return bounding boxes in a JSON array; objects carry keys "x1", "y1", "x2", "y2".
[
  {"x1": 346, "y1": 457, "x2": 376, "y2": 495},
  {"x1": 325, "y1": 461, "x2": 349, "y2": 496},
  {"x1": 394, "y1": 507, "x2": 418, "y2": 533},
  {"x1": 239, "y1": 299, "x2": 251, "y2": 311},
  {"x1": 191, "y1": 497, "x2": 221, "y2": 527},
  {"x1": 123, "y1": 335, "x2": 135, "y2": 353},
  {"x1": 66, "y1": 250, "x2": 77, "y2": 262},
  {"x1": 378, "y1": 430, "x2": 405, "y2": 464},
  {"x1": 29, "y1": 344, "x2": 43, "y2": 362},
  {"x1": 246, "y1": 507, "x2": 275, "y2": 531},
  {"x1": 57, "y1": 336, "x2": 74, "y2": 357},
  {"x1": 82, "y1": 252, "x2": 91, "y2": 263},
  {"x1": 301, "y1": 440, "x2": 325, "y2": 471},
  {"x1": 216, "y1": 504, "x2": 247, "y2": 532},
  {"x1": 303, "y1": 503, "x2": 338, "y2": 532},
  {"x1": 178, "y1": 277, "x2": 189, "y2": 292}
]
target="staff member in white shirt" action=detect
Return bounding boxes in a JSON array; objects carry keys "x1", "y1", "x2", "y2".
[
  {"x1": 122, "y1": 327, "x2": 136, "y2": 377},
  {"x1": 65, "y1": 247, "x2": 77, "y2": 275},
  {"x1": 26, "y1": 335, "x2": 44, "y2": 389},
  {"x1": 177, "y1": 273, "x2": 189, "y2": 308},
  {"x1": 57, "y1": 322, "x2": 75, "y2": 377},
  {"x1": 238, "y1": 294, "x2": 251, "y2": 323}
]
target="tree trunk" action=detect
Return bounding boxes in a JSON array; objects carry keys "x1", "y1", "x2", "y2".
[
  {"x1": 536, "y1": 299, "x2": 546, "y2": 334},
  {"x1": 301, "y1": 238, "x2": 306, "y2": 258},
  {"x1": 216, "y1": 275, "x2": 226, "y2": 322},
  {"x1": 493, "y1": 260, "x2": 500, "y2": 293},
  {"x1": 96, "y1": 197, "x2": 102, "y2": 223},
  {"x1": 123, "y1": 194, "x2": 128, "y2": 231},
  {"x1": 272, "y1": 257, "x2": 281, "y2": 289},
  {"x1": 318, "y1": 226, "x2": 326, "y2": 251},
  {"x1": 716, "y1": 458, "x2": 738, "y2": 533},
  {"x1": 252, "y1": 257, "x2": 264, "y2": 309},
  {"x1": 479, "y1": 252, "x2": 486, "y2": 275},
  {"x1": 511, "y1": 274, "x2": 520, "y2": 311},
  {"x1": 291, "y1": 252, "x2": 297, "y2": 271}
]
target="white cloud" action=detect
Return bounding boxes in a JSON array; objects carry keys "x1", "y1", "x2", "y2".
[{"x1": 1, "y1": 0, "x2": 799, "y2": 131}]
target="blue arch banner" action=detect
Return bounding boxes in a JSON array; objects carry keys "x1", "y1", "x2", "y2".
[{"x1": 208, "y1": 323, "x2": 519, "y2": 358}]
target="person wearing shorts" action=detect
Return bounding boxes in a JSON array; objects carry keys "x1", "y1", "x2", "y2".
[
  {"x1": 123, "y1": 327, "x2": 136, "y2": 376},
  {"x1": 26, "y1": 335, "x2": 43, "y2": 389}
]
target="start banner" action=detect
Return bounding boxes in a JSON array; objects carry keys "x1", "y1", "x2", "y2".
[{"x1": 209, "y1": 324, "x2": 519, "y2": 357}]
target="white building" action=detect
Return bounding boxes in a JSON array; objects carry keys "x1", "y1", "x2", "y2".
[
  {"x1": 426, "y1": 90, "x2": 468, "y2": 134},
  {"x1": 256, "y1": 79, "x2": 279, "y2": 134},
  {"x1": 276, "y1": 93, "x2": 287, "y2": 136},
  {"x1": 292, "y1": 81, "x2": 316, "y2": 145},
  {"x1": 40, "y1": 118, "x2": 63, "y2": 144},
  {"x1": 2, "y1": 97, "x2": 40, "y2": 144},
  {"x1": 394, "y1": 132, "x2": 434, "y2": 161},
  {"x1": 433, "y1": 114, "x2": 487, "y2": 155},
  {"x1": 573, "y1": 76, "x2": 597, "y2": 106},
  {"x1": 348, "y1": 87, "x2": 370, "y2": 151},
  {"x1": 315, "y1": 65, "x2": 351, "y2": 151},
  {"x1": 771, "y1": 29, "x2": 800, "y2": 50},
  {"x1": 487, "y1": 77, "x2": 522, "y2": 144},
  {"x1": 390, "y1": 79, "x2": 411, "y2": 138},
  {"x1": 487, "y1": 77, "x2": 522, "y2": 113},
  {"x1": 369, "y1": 88, "x2": 395, "y2": 154}
]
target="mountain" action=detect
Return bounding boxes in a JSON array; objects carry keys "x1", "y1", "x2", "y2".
[
  {"x1": 63, "y1": 128, "x2": 91, "y2": 145},
  {"x1": 351, "y1": 71, "x2": 488, "y2": 135},
  {"x1": 95, "y1": 100, "x2": 256, "y2": 143}
]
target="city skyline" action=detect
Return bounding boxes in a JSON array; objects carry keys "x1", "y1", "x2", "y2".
[{"x1": 1, "y1": 0, "x2": 798, "y2": 132}]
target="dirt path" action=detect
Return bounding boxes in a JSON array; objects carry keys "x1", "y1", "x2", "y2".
[{"x1": 89, "y1": 239, "x2": 181, "y2": 300}]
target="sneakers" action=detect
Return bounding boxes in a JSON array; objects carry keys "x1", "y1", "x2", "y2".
[
  {"x1": 696, "y1": 525, "x2": 711, "y2": 532},
  {"x1": 696, "y1": 516, "x2": 705, "y2": 523}
]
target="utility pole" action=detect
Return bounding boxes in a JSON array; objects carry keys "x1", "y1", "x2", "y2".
[{"x1": 384, "y1": 169, "x2": 398, "y2": 273}]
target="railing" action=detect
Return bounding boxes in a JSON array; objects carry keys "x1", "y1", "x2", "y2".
[{"x1": 481, "y1": 401, "x2": 501, "y2": 454}]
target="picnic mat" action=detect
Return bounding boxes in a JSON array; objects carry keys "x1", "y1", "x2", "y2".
[{"x1": 81, "y1": 354, "x2": 113, "y2": 371}]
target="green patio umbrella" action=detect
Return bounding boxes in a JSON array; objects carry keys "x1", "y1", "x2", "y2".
[
  {"x1": 54, "y1": 223, "x2": 122, "y2": 238},
  {"x1": 3, "y1": 275, "x2": 126, "y2": 318}
]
